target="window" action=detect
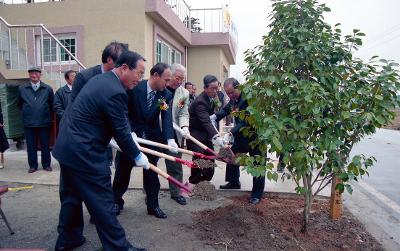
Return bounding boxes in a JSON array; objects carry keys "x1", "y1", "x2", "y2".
[
  {"x1": 156, "y1": 40, "x2": 182, "y2": 65},
  {"x1": 37, "y1": 34, "x2": 76, "y2": 64}
]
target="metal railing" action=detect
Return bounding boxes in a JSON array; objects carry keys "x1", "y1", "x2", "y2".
[
  {"x1": 0, "y1": 0, "x2": 64, "y2": 4},
  {"x1": 164, "y1": 0, "x2": 190, "y2": 26},
  {"x1": 0, "y1": 16, "x2": 85, "y2": 87}
]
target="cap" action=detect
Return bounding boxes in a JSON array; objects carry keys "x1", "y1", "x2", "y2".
[{"x1": 28, "y1": 66, "x2": 42, "y2": 73}]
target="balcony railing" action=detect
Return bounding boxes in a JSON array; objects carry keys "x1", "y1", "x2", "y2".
[{"x1": 0, "y1": 16, "x2": 85, "y2": 87}]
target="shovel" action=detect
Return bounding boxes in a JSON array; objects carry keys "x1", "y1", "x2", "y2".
[
  {"x1": 173, "y1": 123, "x2": 235, "y2": 163},
  {"x1": 109, "y1": 140, "x2": 193, "y2": 194},
  {"x1": 135, "y1": 137, "x2": 216, "y2": 160},
  {"x1": 109, "y1": 138, "x2": 199, "y2": 168}
]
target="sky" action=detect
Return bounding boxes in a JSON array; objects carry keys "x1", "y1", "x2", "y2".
[{"x1": 186, "y1": 0, "x2": 400, "y2": 82}]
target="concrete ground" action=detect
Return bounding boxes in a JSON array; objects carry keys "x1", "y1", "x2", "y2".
[{"x1": 0, "y1": 129, "x2": 399, "y2": 250}]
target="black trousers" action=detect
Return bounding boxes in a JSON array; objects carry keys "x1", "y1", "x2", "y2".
[
  {"x1": 24, "y1": 127, "x2": 51, "y2": 169},
  {"x1": 187, "y1": 139, "x2": 215, "y2": 184},
  {"x1": 225, "y1": 134, "x2": 265, "y2": 199},
  {"x1": 56, "y1": 165, "x2": 131, "y2": 251},
  {"x1": 113, "y1": 148, "x2": 160, "y2": 209}
]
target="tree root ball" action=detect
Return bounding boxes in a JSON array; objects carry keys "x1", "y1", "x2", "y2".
[{"x1": 219, "y1": 147, "x2": 234, "y2": 159}]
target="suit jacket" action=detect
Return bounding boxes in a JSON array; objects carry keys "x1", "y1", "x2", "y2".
[
  {"x1": 215, "y1": 93, "x2": 248, "y2": 136},
  {"x1": 171, "y1": 86, "x2": 190, "y2": 146},
  {"x1": 71, "y1": 64, "x2": 102, "y2": 101},
  {"x1": 17, "y1": 81, "x2": 54, "y2": 127},
  {"x1": 53, "y1": 85, "x2": 72, "y2": 120},
  {"x1": 52, "y1": 72, "x2": 141, "y2": 175},
  {"x1": 127, "y1": 80, "x2": 174, "y2": 143},
  {"x1": 188, "y1": 91, "x2": 218, "y2": 142}
]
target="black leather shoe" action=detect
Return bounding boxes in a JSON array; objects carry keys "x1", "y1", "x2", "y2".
[
  {"x1": 147, "y1": 207, "x2": 167, "y2": 219},
  {"x1": 219, "y1": 182, "x2": 241, "y2": 189},
  {"x1": 171, "y1": 195, "x2": 187, "y2": 205},
  {"x1": 249, "y1": 198, "x2": 261, "y2": 205},
  {"x1": 43, "y1": 166, "x2": 53, "y2": 172},
  {"x1": 55, "y1": 237, "x2": 86, "y2": 251}
]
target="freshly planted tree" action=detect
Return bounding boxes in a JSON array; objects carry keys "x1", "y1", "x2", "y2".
[{"x1": 239, "y1": 0, "x2": 400, "y2": 232}]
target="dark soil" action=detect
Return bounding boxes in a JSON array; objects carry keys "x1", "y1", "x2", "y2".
[
  {"x1": 193, "y1": 195, "x2": 384, "y2": 251},
  {"x1": 219, "y1": 147, "x2": 234, "y2": 159},
  {"x1": 194, "y1": 159, "x2": 217, "y2": 169},
  {"x1": 385, "y1": 108, "x2": 400, "y2": 130},
  {"x1": 190, "y1": 181, "x2": 217, "y2": 201}
]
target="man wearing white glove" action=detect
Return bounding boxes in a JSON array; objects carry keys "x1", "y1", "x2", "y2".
[
  {"x1": 165, "y1": 64, "x2": 190, "y2": 205},
  {"x1": 209, "y1": 114, "x2": 217, "y2": 128}
]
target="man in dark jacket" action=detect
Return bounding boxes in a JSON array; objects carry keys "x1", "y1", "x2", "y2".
[
  {"x1": 71, "y1": 41, "x2": 128, "y2": 167},
  {"x1": 18, "y1": 66, "x2": 54, "y2": 173},
  {"x1": 187, "y1": 75, "x2": 225, "y2": 184},
  {"x1": 54, "y1": 70, "x2": 76, "y2": 122},
  {"x1": 211, "y1": 78, "x2": 266, "y2": 204},
  {"x1": 52, "y1": 51, "x2": 148, "y2": 251},
  {"x1": 113, "y1": 63, "x2": 176, "y2": 219}
]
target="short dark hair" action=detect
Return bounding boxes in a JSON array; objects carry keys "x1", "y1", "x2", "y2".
[
  {"x1": 114, "y1": 51, "x2": 145, "y2": 69},
  {"x1": 101, "y1": 41, "x2": 129, "y2": 63},
  {"x1": 203, "y1": 75, "x2": 218, "y2": 88},
  {"x1": 64, "y1": 70, "x2": 76, "y2": 80},
  {"x1": 185, "y1": 82, "x2": 194, "y2": 88},
  {"x1": 224, "y1": 77, "x2": 240, "y2": 89},
  {"x1": 150, "y1": 63, "x2": 170, "y2": 76}
]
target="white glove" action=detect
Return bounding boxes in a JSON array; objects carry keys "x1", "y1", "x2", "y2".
[
  {"x1": 223, "y1": 133, "x2": 233, "y2": 144},
  {"x1": 131, "y1": 132, "x2": 139, "y2": 148},
  {"x1": 167, "y1": 139, "x2": 179, "y2": 153},
  {"x1": 210, "y1": 114, "x2": 217, "y2": 127},
  {"x1": 212, "y1": 134, "x2": 225, "y2": 147},
  {"x1": 134, "y1": 152, "x2": 150, "y2": 170},
  {"x1": 181, "y1": 126, "x2": 190, "y2": 139}
]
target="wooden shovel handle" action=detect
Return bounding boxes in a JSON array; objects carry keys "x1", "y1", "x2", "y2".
[
  {"x1": 148, "y1": 163, "x2": 168, "y2": 179},
  {"x1": 136, "y1": 137, "x2": 195, "y2": 156}
]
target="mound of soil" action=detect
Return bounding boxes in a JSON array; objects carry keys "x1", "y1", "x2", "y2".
[
  {"x1": 193, "y1": 195, "x2": 383, "y2": 251},
  {"x1": 385, "y1": 108, "x2": 400, "y2": 130},
  {"x1": 194, "y1": 159, "x2": 217, "y2": 169},
  {"x1": 190, "y1": 181, "x2": 217, "y2": 201}
]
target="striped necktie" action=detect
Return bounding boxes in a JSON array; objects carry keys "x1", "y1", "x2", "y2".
[{"x1": 147, "y1": 90, "x2": 155, "y2": 111}]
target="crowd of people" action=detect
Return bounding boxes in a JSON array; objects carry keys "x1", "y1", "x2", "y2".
[{"x1": 6, "y1": 41, "x2": 266, "y2": 251}]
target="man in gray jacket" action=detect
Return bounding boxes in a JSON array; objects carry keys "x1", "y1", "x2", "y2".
[{"x1": 18, "y1": 66, "x2": 54, "y2": 173}]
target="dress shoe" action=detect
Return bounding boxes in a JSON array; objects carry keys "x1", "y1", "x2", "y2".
[
  {"x1": 43, "y1": 166, "x2": 53, "y2": 172},
  {"x1": 147, "y1": 207, "x2": 167, "y2": 219},
  {"x1": 55, "y1": 237, "x2": 86, "y2": 251},
  {"x1": 171, "y1": 195, "x2": 187, "y2": 205},
  {"x1": 219, "y1": 182, "x2": 241, "y2": 189},
  {"x1": 28, "y1": 168, "x2": 38, "y2": 173},
  {"x1": 249, "y1": 197, "x2": 261, "y2": 205}
]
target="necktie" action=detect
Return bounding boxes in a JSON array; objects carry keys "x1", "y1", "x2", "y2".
[{"x1": 147, "y1": 90, "x2": 155, "y2": 111}]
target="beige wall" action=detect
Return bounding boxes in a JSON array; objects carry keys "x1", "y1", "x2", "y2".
[
  {"x1": 144, "y1": 16, "x2": 155, "y2": 77},
  {"x1": 0, "y1": 0, "x2": 146, "y2": 68},
  {"x1": 187, "y1": 46, "x2": 228, "y2": 93}
]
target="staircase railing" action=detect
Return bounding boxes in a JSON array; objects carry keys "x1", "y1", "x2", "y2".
[{"x1": 0, "y1": 16, "x2": 86, "y2": 87}]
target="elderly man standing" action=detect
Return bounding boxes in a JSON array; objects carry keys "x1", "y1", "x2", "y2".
[
  {"x1": 165, "y1": 64, "x2": 190, "y2": 205},
  {"x1": 18, "y1": 67, "x2": 54, "y2": 173}
]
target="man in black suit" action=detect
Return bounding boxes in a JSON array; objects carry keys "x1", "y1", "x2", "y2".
[
  {"x1": 71, "y1": 41, "x2": 128, "y2": 168},
  {"x1": 187, "y1": 75, "x2": 225, "y2": 184},
  {"x1": 113, "y1": 63, "x2": 176, "y2": 219},
  {"x1": 52, "y1": 51, "x2": 149, "y2": 251},
  {"x1": 211, "y1": 78, "x2": 266, "y2": 204}
]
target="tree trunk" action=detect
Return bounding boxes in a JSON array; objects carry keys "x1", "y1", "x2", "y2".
[{"x1": 301, "y1": 173, "x2": 313, "y2": 233}]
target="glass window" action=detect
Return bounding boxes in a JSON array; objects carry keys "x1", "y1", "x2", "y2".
[
  {"x1": 43, "y1": 38, "x2": 57, "y2": 63},
  {"x1": 156, "y1": 39, "x2": 182, "y2": 65},
  {"x1": 60, "y1": 38, "x2": 76, "y2": 62}
]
